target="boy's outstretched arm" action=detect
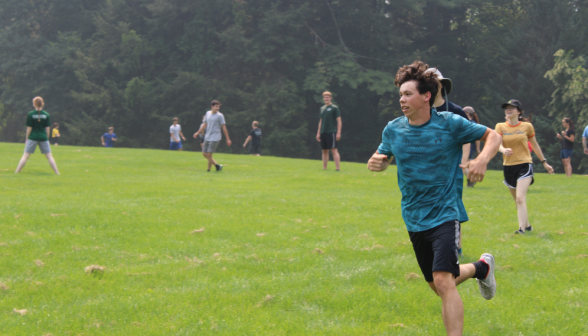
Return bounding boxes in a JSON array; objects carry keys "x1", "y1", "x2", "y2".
[
  {"x1": 222, "y1": 124, "x2": 232, "y2": 146},
  {"x1": 460, "y1": 129, "x2": 500, "y2": 183}
]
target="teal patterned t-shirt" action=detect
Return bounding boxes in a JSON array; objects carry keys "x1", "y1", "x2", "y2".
[{"x1": 377, "y1": 109, "x2": 487, "y2": 232}]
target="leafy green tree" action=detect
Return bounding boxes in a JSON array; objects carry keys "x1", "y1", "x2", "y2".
[{"x1": 545, "y1": 49, "x2": 588, "y2": 173}]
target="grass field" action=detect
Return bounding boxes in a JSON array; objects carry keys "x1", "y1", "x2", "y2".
[{"x1": 0, "y1": 142, "x2": 587, "y2": 335}]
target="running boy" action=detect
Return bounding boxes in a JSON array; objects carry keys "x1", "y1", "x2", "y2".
[
  {"x1": 101, "y1": 127, "x2": 117, "y2": 147},
  {"x1": 316, "y1": 91, "x2": 342, "y2": 170},
  {"x1": 169, "y1": 117, "x2": 186, "y2": 150},
  {"x1": 193, "y1": 100, "x2": 232, "y2": 171},
  {"x1": 367, "y1": 61, "x2": 501, "y2": 336},
  {"x1": 243, "y1": 121, "x2": 262, "y2": 156}
]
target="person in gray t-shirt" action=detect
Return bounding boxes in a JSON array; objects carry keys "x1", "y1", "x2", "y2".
[{"x1": 193, "y1": 100, "x2": 232, "y2": 171}]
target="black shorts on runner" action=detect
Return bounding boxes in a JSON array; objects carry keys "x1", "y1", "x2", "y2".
[
  {"x1": 320, "y1": 132, "x2": 337, "y2": 150},
  {"x1": 249, "y1": 143, "x2": 261, "y2": 154},
  {"x1": 408, "y1": 220, "x2": 460, "y2": 283},
  {"x1": 503, "y1": 163, "x2": 534, "y2": 189}
]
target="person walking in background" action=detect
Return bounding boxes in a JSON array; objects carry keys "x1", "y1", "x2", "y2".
[
  {"x1": 556, "y1": 117, "x2": 575, "y2": 177},
  {"x1": 583, "y1": 123, "x2": 588, "y2": 155},
  {"x1": 243, "y1": 121, "x2": 262, "y2": 156},
  {"x1": 463, "y1": 107, "x2": 481, "y2": 187},
  {"x1": 495, "y1": 100, "x2": 554, "y2": 235},
  {"x1": 169, "y1": 117, "x2": 186, "y2": 151},
  {"x1": 15, "y1": 97, "x2": 60, "y2": 174},
  {"x1": 368, "y1": 61, "x2": 500, "y2": 336},
  {"x1": 193, "y1": 100, "x2": 232, "y2": 172},
  {"x1": 198, "y1": 115, "x2": 206, "y2": 149},
  {"x1": 316, "y1": 91, "x2": 342, "y2": 171},
  {"x1": 101, "y1": 127, "x2": 117, "y2": 147},
  {"x1": 51, "y1": 123, "x2": 60, "y2": 146}
]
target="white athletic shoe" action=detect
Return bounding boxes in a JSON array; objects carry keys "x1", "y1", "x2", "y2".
[{"x1": 476, "y1": 253, "x2": 496, "y2": 300}]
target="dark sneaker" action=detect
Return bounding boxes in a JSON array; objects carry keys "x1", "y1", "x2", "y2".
[
  {"x1": 514, "y1": 229, "x2": 525, "y2": 234},
  {"x1": 215, "y1": 164, "x2": 223, "y2": 172},
  {"x1": 469, "y1": 181, "x2": 476, "y2": 187},
  {"x1": 525, "y1": 225, "x2": 533, "y2": 232},
  {"x1": 207, "y1": 169, "x2": 210, "y2": 172},
  {"x1": 476, "y1": 253, "x2": 496, "y2": 300}
]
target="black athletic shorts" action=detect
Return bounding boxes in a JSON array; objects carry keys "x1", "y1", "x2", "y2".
[
  {"x1": 249, "y1": 143, "x2": 260, "y2": 154},
  {"x1": 408, "y1": 220, "x2": 460, "y2": 283},
  {"x1": 503, "y1": 163, "x2": 534, "y2": 189},
  {"x1": 320, "y1": 132, "x2": 337, "y2": 150}
]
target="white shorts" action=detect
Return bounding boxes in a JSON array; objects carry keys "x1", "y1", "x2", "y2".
[{"x1": 25, "y1": 140, "x2": 51, "y2": 154}]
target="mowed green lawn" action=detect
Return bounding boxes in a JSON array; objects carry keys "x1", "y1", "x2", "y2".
[{"x1": 0, "y1": 142, "x2": 586, "y2": 335}]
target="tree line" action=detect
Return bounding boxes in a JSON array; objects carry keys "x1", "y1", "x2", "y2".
[{"x1": 1, "y1": 0, "x2": 587, "y2": 173}]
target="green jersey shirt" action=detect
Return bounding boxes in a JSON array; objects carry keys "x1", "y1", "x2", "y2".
[
  {"x1": 319, "y1": 104, "x2": 341, "y2": 134},
  {"x1": 26, "y1": 110, "x2": 50, "y2": 141}
]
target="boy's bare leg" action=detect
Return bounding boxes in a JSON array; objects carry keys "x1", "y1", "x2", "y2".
[
  {"x1": 426, "y1": 265, "x2": 476, "y2": 336},
  {"x1": 322, "y1": 149, "x2": 329, "y2": 169},
  {"x1": 15, "y1": 153, "x2": 31, "y2": 173},
  {"x1": 331, "y1": 148, "x2": 340, "y2": 170},
  {"x1": 45, "y1": 153, "x2": 60, "y2": 175}
]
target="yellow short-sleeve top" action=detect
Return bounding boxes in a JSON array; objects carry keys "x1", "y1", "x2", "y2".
[
  {"x1": 495, "y1": 122, "x2": 535, "y2": 166},
  {"x1": 51, "y1": 128, "x2": 60, "y2": 137}
]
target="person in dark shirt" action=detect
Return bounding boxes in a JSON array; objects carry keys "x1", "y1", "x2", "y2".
[
  {"x1": 463, "y1": 106, "x2": 482, "y2": 187},
  {"x1": 316, "y1": 91, "x2": 342, "y2": 171},
  {"x1": 243, "y1": 121, "x2": 262, "y2": 156},
  {"x1": 15, "y1": 96, "x2": 60, "y2": 174},
  {"x1": 426, "y1": 68, "x2": 470, "y2": 257},
  {"x1": 556, "y1": 117, "x2": 575, "y2": 177}
]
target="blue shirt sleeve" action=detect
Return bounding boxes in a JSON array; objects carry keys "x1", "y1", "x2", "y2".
[
  {"x1": 112, "y1": 133, "x2": 117, "y2": 139},
  {"x1": 583, "y1": 126, "x2": 588, "y2": 138},
  {"x1": 377, "y1": 123, "x2": 394, "y2": 158},
  {"x1": 450, "y1": 114, "x2": 487, "y2": 144}
]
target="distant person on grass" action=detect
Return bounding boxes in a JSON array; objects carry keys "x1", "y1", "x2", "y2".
[
  {"x1": 556, "y1": 117, "x2": 575, "y2": 177},
  {"x1": 193, "y1": 100, "x2": 232, "y2": 172},
  {"x1": 583, "y1": 124, "x2": 588, "y2": 155},
  {"x1": 101, "y1": 127, "x2": 117, "y2": 147},
  {"x1": 495, "y1": 99, "x2": 554, "y2": 235},
  {"x1": 243, "y1": 121, "x2": 262, "y2": 156},
  {"x1": 463, "y1": 107, "x2": 482, "y2": 187},
  {"x1": 15, "y1": 96, "x2": 60, "y2": 174},
  {"x1": 316, "y1": 91, "x2": 341, "y2": 171},
  {"x1": 368, "y1": 61, "x2": 500, "y2": 336},
  {"x1": 51, "y1": 123, "x2": 60, "y2": 146},
  {"x1": 169, "y1": 117, "x2": 186, "y2": 151}
]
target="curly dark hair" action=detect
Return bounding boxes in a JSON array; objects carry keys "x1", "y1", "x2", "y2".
[{"x1": 395, "y1": 61, "x2": 439, "y2": 108}]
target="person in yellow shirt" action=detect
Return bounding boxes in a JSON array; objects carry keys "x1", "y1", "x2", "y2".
[
  {"x1": 51, "y1": 123, "x2": 60, "y2": 146},
  {"x1": 495, "y1": 100, "x2": 554, "y2": 234}
]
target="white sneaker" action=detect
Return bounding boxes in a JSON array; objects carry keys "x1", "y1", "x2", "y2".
[{"x1": 476, "y1": 253, "x2": 496, "y2": 300}]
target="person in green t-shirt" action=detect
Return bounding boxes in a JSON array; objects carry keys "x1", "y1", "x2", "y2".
[
  {"x1": 15, "y1": 97, "x2": 60, "y2": 174},
  {"x1": 315, "y1": 91, "x2": 342, "y2": 171}
]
